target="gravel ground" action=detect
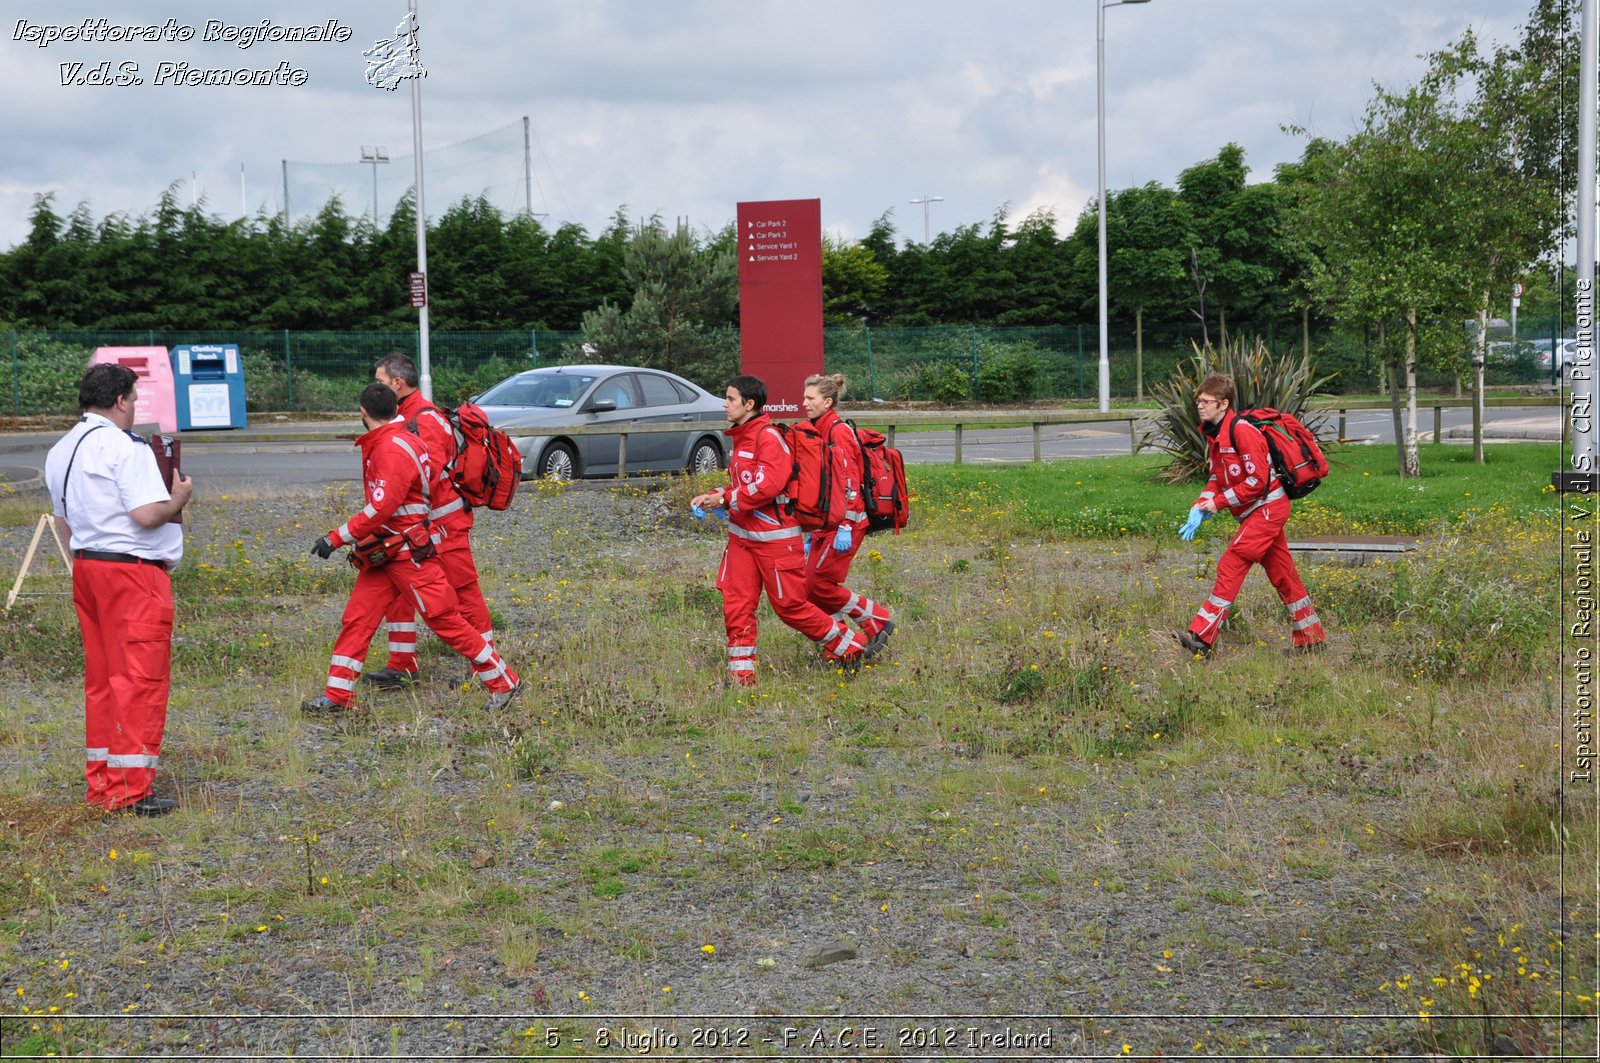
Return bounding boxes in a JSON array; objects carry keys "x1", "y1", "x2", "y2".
[{"x1": 0, "y1": 482, "x2": 1587, "y2": 1061}]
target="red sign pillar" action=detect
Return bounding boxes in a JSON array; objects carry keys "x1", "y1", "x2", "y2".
[{"x1": 737, "y1": 199, "x2": 822, "y2": 417}]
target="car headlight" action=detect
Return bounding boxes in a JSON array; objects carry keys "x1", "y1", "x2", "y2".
[{"x1": 507, "y1": 433, "x2": 553, "y2": 458}]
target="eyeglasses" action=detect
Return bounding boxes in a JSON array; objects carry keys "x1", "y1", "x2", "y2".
[{"x1": 1195, "y1": 397, "x2": 1222, "y2": 407}]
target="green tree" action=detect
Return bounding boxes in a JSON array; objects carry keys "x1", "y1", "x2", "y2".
[
  {"x1": 821, "y1": 236, "x2": 889, "y2": 326},
  {"x1": 1291, "y1": 0, "x2": 1574, "y2": 474},
  {"x1": 429, "y1": 196, "x2": 513, "y2": 329},
  {"x1": 1105, "y1": 183, "x2": 1192, "y2": 399},
  {"x1": 1177, "y1": 144, "x2": 1282, "y2": 342},
  {"x1": 994, "y1": 208, "x2": 1073, "y2": 326},
  {"x1": 1272, "y1": 141, "x2": 1342, "y2": 365},
  {"x1": 580, "y1": 216, "x2": 737, "y2": 386}
]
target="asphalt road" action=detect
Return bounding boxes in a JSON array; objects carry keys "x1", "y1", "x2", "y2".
[{"x1": 0, "y1": 405, "x2": 1561, "y2": 492}]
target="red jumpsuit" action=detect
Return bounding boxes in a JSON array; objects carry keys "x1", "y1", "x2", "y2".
[
  {"x1": 712, "y1": 413, "x2": 867, "y2": 685},
  {"x1": 1187, "y1": 411, "x2": 1326, "y2": 649},
  {"x1": 319, "y1": 417, "x2": 517, "y2": 704},
  {"x1": 802, "y1": 409, "x2": 892, "y2": 640},
  {"x1": 378, "y1": 390, "x2": 494, "y2": 675}
]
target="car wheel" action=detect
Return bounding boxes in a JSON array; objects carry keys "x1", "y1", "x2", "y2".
[
  {"x1": 538, "y1": 442, "x2": 577, "y2": 481},
  {"x1": 688, "y1": 436, "x2": 723, "y2": 474}
]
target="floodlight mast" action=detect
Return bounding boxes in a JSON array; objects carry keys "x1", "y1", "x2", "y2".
[
  {"x1": 360, "y1": 146, "x2": 390, "y2": 225},
  {"x1": 909, "y1": 194, "x2": 944, "y2": 245}
]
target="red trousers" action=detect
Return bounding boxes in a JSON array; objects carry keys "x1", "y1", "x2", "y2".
[
  {"x1": 717, "y1": 535, "x2": 865, "y2": 682},
  {"x1": 73, "y1": 558, "x2": 172, "y2": 810},
  {"x1": 1188, "y1": 498, "x2": 1326, "y2": 648},
  {"x1": 380, "y1": 537, "x2": 492, "y2": 674},
  {"x1": 324, "y1": 554, "x2": 516, "y2": 704},
  {"x1": 804, "y1": 524, "x2": 891, "y2": 638}
]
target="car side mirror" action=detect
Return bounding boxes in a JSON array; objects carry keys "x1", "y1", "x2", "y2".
[{"x1": 588, "y1": 398, "x2": 617, "y2": 413}]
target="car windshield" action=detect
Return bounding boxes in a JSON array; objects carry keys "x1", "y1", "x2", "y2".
[{"x1": 477, "y1": 373, "x2": 597, "y2": 408}]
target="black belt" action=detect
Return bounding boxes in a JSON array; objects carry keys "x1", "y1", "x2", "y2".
[{"x1": 73, "y1": 549, "x2": 168, "y2": 572}]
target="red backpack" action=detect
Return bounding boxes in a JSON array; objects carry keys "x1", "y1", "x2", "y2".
[
  {"x1": 1233, "y1": 407, "x2": 1328, "y2": 500},
  {"x1": 849, "y1": 423, "x2": 910, "y2": 535},
  {"x1": 773, "y1": 421, "x2": 838, "y2": 531},
  {"x1": 440, "y1": 401, "x2": 523, "y2": 511}
]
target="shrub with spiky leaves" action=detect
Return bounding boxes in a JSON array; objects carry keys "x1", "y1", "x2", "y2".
[{"x1": 1140, "y1": 335, "x2": 1338, "y2": 484}]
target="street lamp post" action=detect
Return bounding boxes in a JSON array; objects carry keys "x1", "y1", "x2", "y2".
[
  {"x1": 360, "y1": 145, "x2": 390, "y2": 225},
  {"x1": 910, "y1": 194, "x2": 944, "y2": 245},
  {"x1": 1096, "y1": 0, "x2": 1150, "y2": 413}
]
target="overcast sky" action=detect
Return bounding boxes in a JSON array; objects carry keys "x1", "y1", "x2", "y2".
[{"x1": 0, "y1": 1, "x2": 1532, "y2": 253}]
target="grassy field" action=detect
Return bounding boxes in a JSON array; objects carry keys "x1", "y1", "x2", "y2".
[
  {"x1": 0, "y1": 442, "x2": 1591, "y2": 1060},
  {"x1": 913, "y1": 439, "x2": 1567, "y2": 537}
]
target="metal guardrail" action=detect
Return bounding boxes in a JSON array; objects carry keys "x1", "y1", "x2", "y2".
[
  {"x1": 517, "y1": 395, "x2": 1567, "y2": 475},
  {"x1": 1312, "y1": 395, "x2": 1570, "y2": 448},
  {"x1": 104, "y1": 395, "x2": 1561, "y2": 477}
]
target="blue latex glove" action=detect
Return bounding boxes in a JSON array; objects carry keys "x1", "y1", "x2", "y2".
[
  {"x1": 832, "y1": 525, "x2": 852, "y2": 552},
  {"x1": 692, "y1": 505, "x2": 727, "y2": 522},
  {"x1": 1178, "y1": 506, "x2": 1206, "y2": 542}
]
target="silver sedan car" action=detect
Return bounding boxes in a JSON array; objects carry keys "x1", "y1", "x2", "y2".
[{"x1": 475, "y1": 364, "x2": 729, "y2": 479}]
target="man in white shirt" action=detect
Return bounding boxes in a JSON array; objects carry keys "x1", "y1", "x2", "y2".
[{"x1": 44, "y1": 364, "x2": 192, "y2": 815}]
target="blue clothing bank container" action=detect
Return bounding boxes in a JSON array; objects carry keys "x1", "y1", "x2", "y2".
[{"x1": 171, "y1": 343, "x2": 248, "y2": 430}]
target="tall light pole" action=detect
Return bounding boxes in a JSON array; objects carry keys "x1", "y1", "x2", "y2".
[
  {"x1": 1097, "y1": 0, "x2": 1151, "y2": 412},
  {"x1": 910, "y1": 194, "x2": 944, "y2": 244},
  {"x1": 360, "y1": 145, "x2": 390, "y2": 225}
]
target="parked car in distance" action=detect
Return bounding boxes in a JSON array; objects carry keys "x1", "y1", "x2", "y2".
[
  {"x1": 1486, "y1": 338, "x2": 1579, "y2": 378},
  {"x1": 474, "y1": 364, "x2": 728, "y2": 480},
  {"x1": 1539, "y1": 338, "x2": 1581, "y2": 372}
]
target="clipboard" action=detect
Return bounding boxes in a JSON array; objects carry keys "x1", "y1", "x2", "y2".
[{"x1": 149, "y1": 433, "x2": 182, "y2": 525}]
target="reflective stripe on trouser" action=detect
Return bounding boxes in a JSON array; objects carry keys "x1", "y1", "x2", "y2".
[
  {"x1": 380, "y1": 535, "x2": 493, "y2": 674},
  {"x1": 72, "y1": 557, "x2": 173, "y2": 810},
  {"x1": 802, "y1": 521, "x2": 891, "y2": 643},
  {"x1": 717, "y1": 536, "x2": 866, "y2": 679},
  {"x1": 325, "y1": 555, "x2": 517, "y2": 703},
  {"x1": 1188, "y1": 497, "x2": 1324, "y2": 647},
  {"x1": 1284, "y1": 595, "x2": 1327, "y2": 647},
  {"x1": 727, "y1": 644, "x2": 758, "y2": 684}
]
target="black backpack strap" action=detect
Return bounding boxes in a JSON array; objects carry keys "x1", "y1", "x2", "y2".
[{"x1": 59, "y1": 423, "x2": 108, "y2": 521}]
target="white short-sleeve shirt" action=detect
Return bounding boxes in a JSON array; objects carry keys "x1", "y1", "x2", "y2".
[{"x1": 44, "y1": 413, "x2": 184, "y2": 565}]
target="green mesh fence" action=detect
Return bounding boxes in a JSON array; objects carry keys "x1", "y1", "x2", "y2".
[{"x1": 0, "y1": 323, "x2": 1571, "y2": 418}]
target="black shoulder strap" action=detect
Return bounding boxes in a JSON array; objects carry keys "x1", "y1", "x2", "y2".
[{"x1": 59, "y1": 423, "x2": 108, "y2": 520}]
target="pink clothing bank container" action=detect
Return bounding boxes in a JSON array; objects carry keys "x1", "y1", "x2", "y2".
[{"x1": 90, "y1": 347, "x2": 177, "y2": 434}]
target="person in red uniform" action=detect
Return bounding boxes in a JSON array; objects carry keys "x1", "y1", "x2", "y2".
[
  {"x1": 44, "y1": 363, "x2": 192, "y2": 815},
  {"x1": 1178, "y1": 374, "x2": 1326, "y2": 657},
  {"x1": 690, "y1": 375, "x2": 870, "y2": 686},
  {"x1": 363, "y1": 353, "x2": 498, "y2": 689},
  {"x1": 302, "y1": 383, "x2": 522, "y2": 714},
  {"x1": 799, "y1": 373, "x2": 895, "y2": 654}
]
